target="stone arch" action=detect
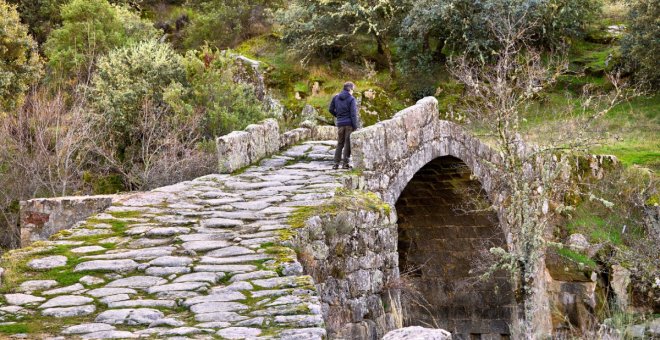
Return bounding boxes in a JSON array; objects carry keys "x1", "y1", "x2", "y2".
[
  {"x1": 350, "y1": 97, "x2": 517, "y2": 338},
  {"x1": 395, "y1": 155, "x2": 514, "y2": 338}
]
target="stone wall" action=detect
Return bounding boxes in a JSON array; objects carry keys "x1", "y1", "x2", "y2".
[
  {"x1": 292, "y1": 202, "x2": 400, "y2": 339},
  {"x1": 216, "y1": 119, "x2": 337, "y2": 173},
  {"x1": 19, "y1": 195, "x2": 123, "y2": 247},
  {"x1": 351, "y1": 97, "x2": 500, "y2": 207}
]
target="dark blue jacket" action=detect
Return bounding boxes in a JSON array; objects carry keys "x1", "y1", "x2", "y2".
[{"x1": 329, "y1": 90, "x2": 358, "y2": 129}]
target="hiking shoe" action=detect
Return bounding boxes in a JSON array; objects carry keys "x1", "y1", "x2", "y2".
[
  {"x1": 332, "y1": 164, "x2": 339, "y2": 170},
  {"x1": 342, "y1": 164, "x2": 352, "y2": 170}
]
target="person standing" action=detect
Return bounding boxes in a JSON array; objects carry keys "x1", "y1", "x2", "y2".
[{"x1": 329, "y1": 81, "x2": 358, "y2": 170}]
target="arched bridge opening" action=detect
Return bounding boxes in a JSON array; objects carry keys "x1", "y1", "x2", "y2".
[{"x1": 395, "y1": 155, "x2": 514, "y2": 339}]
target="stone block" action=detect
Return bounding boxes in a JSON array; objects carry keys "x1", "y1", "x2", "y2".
[
  {"x1": 384, "y1": 117, "x2": 407, "y2": 162},
  {"x1": 313, "y1": 125, "x2": 337, "y2": 141},
  {"x1": 20, "y1": 195, "x2": 120, "y2": 247},
  {"x1": 217, "y1": 131, "x2": 250, "y2": 173},
  {"x1": 351, "y1": 124, "x2": 386, "y2": 171}
]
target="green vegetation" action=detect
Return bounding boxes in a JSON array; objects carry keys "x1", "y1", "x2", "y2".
[
  {"x1": 0, "y1": 1, "x2": 42, "y2": 113},
  {"x1": 556, "y1": 247, "x2": 598, "y2": 269}
]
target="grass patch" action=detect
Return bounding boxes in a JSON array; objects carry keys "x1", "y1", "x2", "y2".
[
  {"x1": 0, "y1": 323, "x2": 29, "y2": 334},
  {"x1": 288, "y1": 188, "x2": 390, "y2": 230},
  {"x1": 556, "y1": 247, "x2": 598, "y2": 269},
  {"x1": 106, "y1": 210, "x2": 144, "y2": 219}
]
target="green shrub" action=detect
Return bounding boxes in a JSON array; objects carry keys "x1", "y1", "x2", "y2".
[
  {"x1": 44, "y1": 0, "x2": 159, "y2": 80},
  {"x1": 6, "y1": 0, "x2": 68, "y2": 44},
  {"x1": 0, "y1": 0, "x2": 42, "y2": 113},
  {"x1": 166, "y1": 47, "x2": 265, "y2": 137},
  {"x1": 621, "y1": 0, "x2": 660, "y2": 89},
  {"x1": 91, "y1": 40, "x2": 186, "y2": 144}
]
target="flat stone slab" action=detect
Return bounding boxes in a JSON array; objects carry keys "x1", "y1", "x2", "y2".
[
  {"x1": 382, "y1": 326, "x2": 452, "y2": 340},
  {"x1": 4, "y1": 293, "x2": 45, "y2": 306},
  {"x1": 87, "y1": 288, "x2": 138, "y2": 298},
  {"x1": 173, "y1": 272, "x2": 224, "y2": 284},
  {"x1": 145, "y1": 227, "x2": 191, "y2": 237},
  {"x1": 42, "y1": 304, "x2": 96, "y2": 317},
  {"x1": 182, "y1": 240, "x2": 231, "y2": 252},
  {"x1": 106, "y1": 276, "x2": 167, "y2": 289},
  {"x1": 81, "y1": 330, "x2": 138, "y2": 339},
  {"x1": 149, "y1": 256, "x2": 193, "y2": 267},
  {"x1": 190, "y1": 302, "x2": 248, "y2": 314},
  {"x1": 193, "y1": 264, "x2": 257, "y2": 273},
  {"x1": 27, "y1": 255, "x2": 68, "y2": 270},
  {"x1": 145, "y1": 266, "x2": 191, "y2": 276},
  {"x1": 74, "y1": 259, "x2": 139, "y2": 273},
  {"x1": 205, "y1": 246, "x2": 254, "y2": 258},
  {"x1": 200, "y1": 254, "x2": 270, "y2": 265},
  {"x1": 18, "y1": 280, "x2": 58, "y2": 292},
  {"x1": 40, "y1": 295, "x2": 94, "y2": 308},
  {"x1": 200, "y1": 218, "x2": 244, "y2": 228},
  {"x1": 183, "y1": 291, "x2": 246, "y2": 307},
  {"x1": 42, "y1": 283, "x2": 85, "y2": 296},
  {"x1": 71, "y1": 246, "x2": 107, "y2": 254},
  {"x1": 80, "y1": 276, "x2": 105, "y2": 286},
  {"x1": 229, "y1": 270, "x2": 278, "y2": 282},
  {"x1": 216, "y1": 327, "x2": 262, "y2": 339},
  {"x1": 108, "y1": 299, "x2": 177, "y2": 309},
  {"x1": 82, "y1": 247, "x2": 174, "y2": 260},
  {"x1": 95, "y1": 308, "x2": 165, "y2": 325},
  {"x1": 147, "y1": 282, "x2": 209, "y2": 294},
  {"x1": 62, "y1": 323, "x2": 116, "y2": 334},
  {"x1": 194, "y1": 311, "x2": 248, "y2": 323}
]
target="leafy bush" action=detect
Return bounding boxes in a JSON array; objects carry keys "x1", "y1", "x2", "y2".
[
  {"x1": 397, "y1": 0, "x2": 600, "y2": 72},
  {"x1": 6, "y1": 0, "x2": 68, "y2": 44},
  {"x1": 166, "y1": 47, "x2": 265, "y2": 137},
  {"x1": 620, "y1": 0, "x2": 660, "y2": 89},
  {"x1": 183, "y1": 0, "x2": 281, "y2": 50},
  {"x1": 91, "y1": 40, "x2": 186, "y2": 142},
  {"x1": 0, "y1": 1, "x2": 42, "y2": 114},
  {"x1": 44, "y1": 0, "x2": 159, "y2": 80}
]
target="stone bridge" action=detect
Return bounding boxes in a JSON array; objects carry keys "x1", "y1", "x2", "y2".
[{"x1": 5, "y1": 97, "x2": 523, "y2": 339}]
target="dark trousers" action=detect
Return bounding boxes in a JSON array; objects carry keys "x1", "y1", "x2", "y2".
[{"x1": 334, "y1": 125, "x2": 354, "y2": 165}]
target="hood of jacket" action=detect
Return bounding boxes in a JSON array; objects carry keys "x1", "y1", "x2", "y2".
[{"x1": 336, "y1": 90, "x2": 353, "y2": 101}]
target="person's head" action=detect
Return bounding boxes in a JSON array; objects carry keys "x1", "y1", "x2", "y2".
[{"x1": 343, "y1": 81, "x2": 356, "y2": 94}]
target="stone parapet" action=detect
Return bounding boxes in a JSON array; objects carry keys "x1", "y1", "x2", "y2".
[
  {"x1": 19, "y1": 195, "x2": 124, "y2": 247},
  {"x1": 216, "y1": 118, "x2": 337, "y2": 173}
]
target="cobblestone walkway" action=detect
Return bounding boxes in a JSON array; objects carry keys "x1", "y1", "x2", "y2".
[{"x1": 1, "y1": 141, "x2": 343, "y2": 339}]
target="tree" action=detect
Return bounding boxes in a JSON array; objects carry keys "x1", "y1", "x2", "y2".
[
  {"x1": 449, "y1": 4, "x2": 624, "y2": 337},
  {"x1": 166, "y1": 47, "x2": 266, "y2": 138},
  {"x1": 183, "y1": 0, "x2": 282, "y2": 50},
  {"x1": 0, "y1": 0, "x2": 42, "y2": 114},
  {"x1": 89, "y1": 40, "x2": 216, "y2": 189},
  {"x1": 44, "y1": 0, "x2": 159, "y2": 81},
  {"x1": 621, "y1": 0, "x2": 660, "y2": 89},
  {"x1": 6, "y1": 0, "x2": 68, "y2": 45},
  {"x1": 278, "y1": 0, "x2": 410, "y2": 74},
  {"x1": 398, "y1": 0, "x2": 600, "y2": 72}
]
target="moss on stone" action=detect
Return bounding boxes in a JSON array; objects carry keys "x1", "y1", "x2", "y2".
[{"x1": 287, "y1": 188, "x2": 390, "y2": 231}]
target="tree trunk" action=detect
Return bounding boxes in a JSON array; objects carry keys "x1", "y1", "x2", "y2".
[{"x1": 376, "y1": 34, "x2": 396, "y2": 78}]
